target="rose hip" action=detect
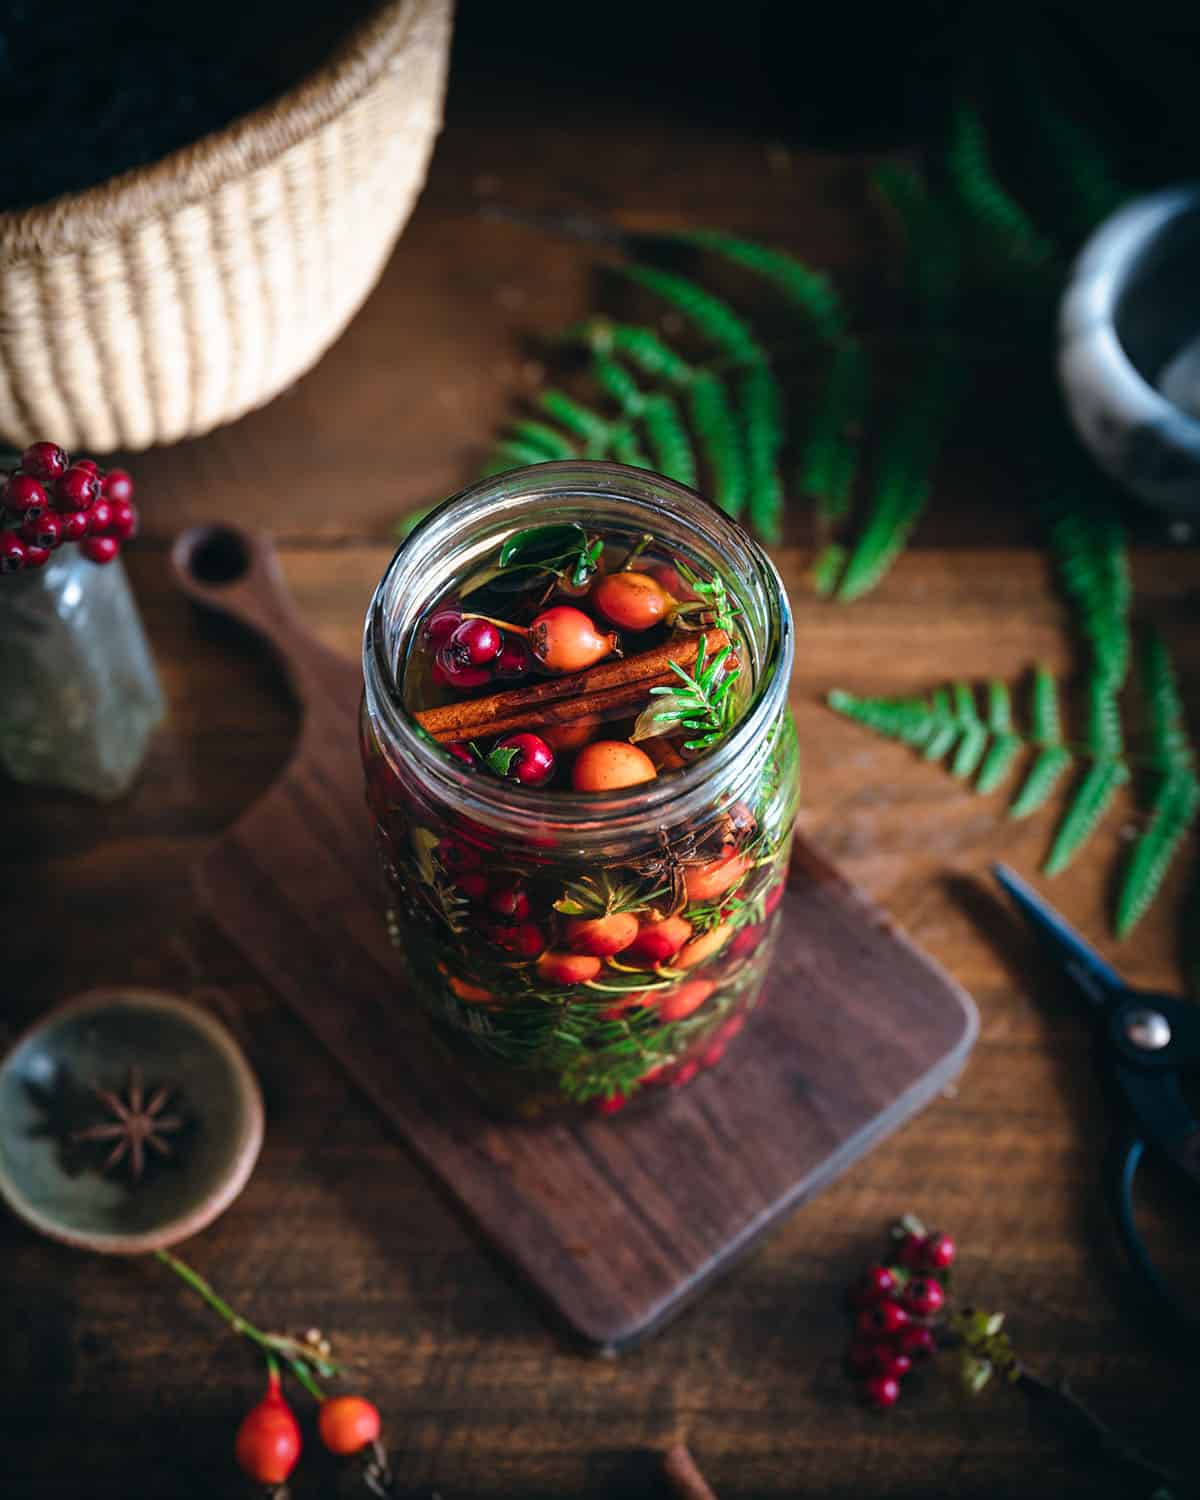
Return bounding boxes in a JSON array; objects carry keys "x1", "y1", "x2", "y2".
[
  {"x1": 529, "y1": 606, "x2": 618, "y2": 672},
  {"x1": 571, "y1": 740, "x2": 657, "y2": 791},
  {"x1": 565, "y1": 911, "x2": 639, "y2": 957},
  {"x1": 591, "y1": 570, "x2": 674, "y2": 630}
]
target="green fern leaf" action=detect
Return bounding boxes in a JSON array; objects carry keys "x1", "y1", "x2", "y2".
[
  {"x1": 946, "y1": 101, "x2": 1055, "y2": 269},
  {"x1": 1042, "y1": 759, "x2": 1129, "y2": 875},
  {"x1": 1008, "y1": 746, "x2": 1072, "y2": 820},
  {"x1": 689, "y1": 372, "x2": 746, "y2": 518},
  {"x1": 671, "y1": 229, "x2": 845, "y2": 341},
  {"x1": 812, "y1": 543, "x2": 847, "y2": 598},
  {"x1": 1046, "y1": 501, "x2": 1130, "y2": 688},
  {"x1": 537, "y1": 389, "x2": 613, "y2": 445},
  {"x1": 740, "y1": 361, "x2": 785, "y2": 541},
  {"x1": 873, "y1": 161, "x2": 961, "y2": 323},
  {"x1": 798, "y1": 340, "x2": 869, "y2": 523},
  {"x1": 642, "y1": 391, "x2": 698, "y2": 489},
  {"x1": 1029, "y1": 663, "x2": 1062, "y2": 745},
  {"x1": 1140, "y1": 629, "x2": 1194, "y2": 774},
  {"x1": 617, "y1": 264, "x2": 763, "y2": 364},
  {"x1": 590, "y1": 351, "x2": 646, "y2": 415},
  {"x1": 506, "y1": 420, "x2": 577, "y2": 459},
  {"x1": 587, "y1": 322, "x2": 695, "y2": 385},
  {"x1": 975, "y1": 681, "x2": 1022, "y2": 793},
  {"x1": 1115, "y1": 770, "x2": 1200, "y2": 938},
  {"x1": 609, "y1": 425, "x2": 651, "y2": 468},
  {"x1": 480, "y1": 438, "x2": 556, "y2": 475},
  {"x1": 1085, "y1": 676, "x2": 1123, "y2": 759},
  {"x1": 950, "y1": 683, "x2": 987, "y2": 778},
  {"x1": 1015, "y1": 63, "x2": 1127, "y2": 235},
  {"x1": 826, "y1": 689, "x2": 938, "y2": 751}
]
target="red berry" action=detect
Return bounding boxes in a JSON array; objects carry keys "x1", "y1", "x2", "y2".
[
  {"x1": 669, "y1": 1059, "x2": 700, "y2": 1088},
  {"x1": 81, "y1": 535, "x2": 119, "y2": 565},
  {"x1": 425, "y1": 605, "x2": 463, "y2": 648},
  {"x1": 22, "y1": 544, "x2": 50, "y2": 569},
  {"x1": 697, "y1": 1037, "x2": 727, "y2": 1070},
  {"x1": 447, "y1": 617, "x2": 503, "y2": 666},
  {"x1": 896, "y1": 1324, "x2": 937, "y2": 1361},
  {"x1": 108, "y1": 499, "x2": 137, "y2": 542},
  {"x1": 56, "y1": 466, "x2": 100, "y2": 510},
  {"x1": 446, "y1": 741, "x2": 476, "y2": 767},
  {"x1": 235, "y1": 1372, "x2": 301, "y2": 1485},
  {"x1": 857, "y1": 1298, "x2": 909, "y2": 1337},
  {"x1": 5, "y1": 473, "x2": 48, "y2": 519},
  {"x1": 488, "y1": 884, "x2": 531, "y2": 921},
  {"x1": 86, "y1": 498, "x2": 113, "y2": 534},
  {"x1": 596, "y1": 1093, "x2": 627, "y2": 1115},
  {"x1": 494, "y1": 731, "x2": 555, "y2": 786},
  {"x1": 19, "y1": 442, "x2": 68, "y2": 481},
  {"x1": 101, "y1": 468, "x2": 134, "y2": 503},
  {"x1": 21, "y1": 510, "x2": 61, "y2": 550},
  {"x1": 59, "y1": 509, "x2": 90, "y2": 542},
  {"x1": 436, "y1": 837, "x2": 480, "y2": 872},
  {"x1": 0, "y1": 530, "x2": 26, "y2": 573},
  {"x1": 436, "y1": 647, "x2": 490, "y2": 687},
  {"x1": 851, "y1": 1265, "x2": 898, "y2": 1308},
  {"x1": 896, "y1": 1232, "x2": 926, "y2": 1269},
  {"x1": 454, "y1": 871, "x2": 490, "y2": 902},
  {"x1": 72, "y1": 458, "x2": 99, "y2": 475},
  {"x1": 318, "y1": 1395, "x2": 381, "y2": 1456},
  {"x1": 493, "y1": 636, "x2": 531, "y2": 679},
  {"x1": 901, "y1": 1277, "x2": 945, "y2": 1319},
  {"x1": 861, "y1": 1374, "x2": 901, "y2": 1409},
  {"x1": 875, "y1": 1348, "x2": 913, "y2": 1381},
  {"x1": 918, "y1": 1232, "x2": 956, "y2": 1271},
  {"x1": 764, "y1": 880, "x2": 786, "y2": 916},
  {"x1": 486, "y1": 922, "x2": 546, "y2": 959}
]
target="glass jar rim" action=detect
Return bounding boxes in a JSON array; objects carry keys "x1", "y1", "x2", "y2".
[{"x1": 362, "y1": 462, "x2": 793, "y2": 846}]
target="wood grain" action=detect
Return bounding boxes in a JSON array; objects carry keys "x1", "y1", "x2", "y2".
[{"x1": 5, "y1": 15, "x2": 1200, "y2": 1497}]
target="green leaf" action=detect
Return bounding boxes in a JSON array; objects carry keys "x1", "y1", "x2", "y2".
[
  {"x1": 669, "y1": 230, "x2": 844, "y2": 341},
  {"x1": 688, "y1": 372, "x2": 746, "y2": 519},
  {"x1": 1140, "y1": 630, "x2": 1194, "y2": 774},
  {"x1": 740, "y1": 361, "x2": 785, "y2": 542},
  {"x1": 950, "y1": 683, "x2": 986, "y2": 778},
  {"x1": 812, "y1": 543, "x2": 847, "y2": 598},
  {"x1": 537, "y1": 388, "x2": 613, "y2": 443},
  {"x1": 1029, "y1": 664, "x2": 1062, "y2": 744},
  {"x1": 507, "y1": 419, "x2": 577, "y2": 460},
  {"x1": 616, "y1": 264, "x2": 764, "y2": 364},
  {"x1": 945, "y1": 101, "x2": 1055, "y2": 269},
  {"x1": 642, "y1": 390, "x2": 698, "y2": 489},
  {"x1": 1008, "y1": 745, "x2": 1072, "y2": 820},
  {"x1": 498, "y1": 523, "x2": 588, "y2": 570},
  {"x1": 1042, "y1": 759, "x2": 1129, "y2": 875},
  {"x1": 799, "y1": 340, "x2": 869, "y2": 523},
  {"x1": 483, "y1": 745, "x2": 520, "y2": 778},
  {"x1": 1116, "y1": 771, "x2": 1200, "y2": 938}
]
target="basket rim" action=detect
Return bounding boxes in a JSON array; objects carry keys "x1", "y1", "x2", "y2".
[{"x1": 0, "y1": 0, "x2": 439, "y2": 258}]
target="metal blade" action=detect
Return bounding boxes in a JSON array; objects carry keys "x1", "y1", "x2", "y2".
[{"x1": 991, "y1": 863, "x2": 1126, "y2": 1009}]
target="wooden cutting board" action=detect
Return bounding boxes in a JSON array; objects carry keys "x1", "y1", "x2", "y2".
[{"x1": 171, "y1": 525, "x2": 978, "y2": 1352}]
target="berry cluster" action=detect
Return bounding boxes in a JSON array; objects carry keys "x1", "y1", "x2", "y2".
[
  {"x1": 844, "y1": 1214, "x2": 956, "y2": 1408},
  {"x1": 0, "y1": 440, "x2": 139, "y2": 575}
]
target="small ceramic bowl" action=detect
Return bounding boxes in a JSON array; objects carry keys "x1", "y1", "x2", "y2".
[
  {"x1": 1059, "y1": 184, "x2": 1200, "y2": 517},
  {"x1": 0, "y1": 988, "x2": 263, "y2": 1254}
]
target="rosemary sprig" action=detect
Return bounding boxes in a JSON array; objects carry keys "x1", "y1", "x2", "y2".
[{"x1": 633, "y1": 632, "x2": 741, "y2": 752}]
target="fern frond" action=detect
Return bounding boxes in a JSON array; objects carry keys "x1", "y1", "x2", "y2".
[
  {"x1": 739, "y1": 361, "x2": 785, "y2": 541},
  {"x1": 590, "y1": 351, "x2": 646, "y2": 415},
  {"x1": 798, "y1": 339, "x2": 869, "y2": 523},
  {"x1": 1046, "y1": 502, "x2": 1131, "y2": 688},
  {"x1": 1042, "y1": 759, "x2": 1129, "y2": 875},
  {"x1": 586, "y1": 321, "x2": 695, "y2": 385},
  {"x1": 618, "y1": 264, "x2": 764, "y2": 364},
  {"x1": 812, "y1": 543, "x2": 847, "y2": 598},
  {"x1": 1017, "y1": 68, "x2": 1127, "y2": 235},
  {"x1": 1140, "y1": 629, "x2": 1194, "y2": 773},
  {"x1": 480, "y1": 438, "x2": 556, "y2": 476},
  {"x1": 689, "y1": 372, "x2": 746, "y2": 519},
  {"x1": 828, "y1": 682, "x2": 995, "y2": 782},
  {"x1": 950, "y1": 682, "x2": 987, "y2": 777},
  {"x1": 945, "y1": 101, "x2": 1055, "y2": 268},
  {"x1": 1008, "y1": 746, "x2": 1073, "y2": 820},
  {"x1": 1085, "y1": 676, "x2": 1123, "y2": 759},
  {"x1": 1029, "y1": 663, "x2": 1063, "y2": 745},
  {"x1": 537, "y1": 389, "x2": 613, "y2": 446},
  {"x1": 1115, "y1": 770, "x2": 1200, "y2": 938},
  {"x1": 873, "y1": 161, "x2": 961, "y2": 323},
  {"x1": 609, "y1": 424, "x2": 652, "y2": 468},
  {"x1": 672, "y1": 229, "x2": 845, "y2": 341},
  {"x1": 642, "y1": 391, "x2": 698, "y2": 489},
  {"x1": 976, "y1": 680, "x2": 1022, "y2": 793},
  {"x1": 507, "y1": 420, "x2": 577, "y2": 459}
]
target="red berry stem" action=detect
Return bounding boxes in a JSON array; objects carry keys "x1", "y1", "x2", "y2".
[{"x1": 461, "y1": 610, "x2": 530, "y2": 636}]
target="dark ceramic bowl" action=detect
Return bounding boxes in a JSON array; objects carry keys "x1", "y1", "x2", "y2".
[
  {"x1": 1059, "y1": 184, "x2": 1200, "y2": 516},
  {"x1": 0, "y1": 988, "x2": 263, "y2": 1254}
]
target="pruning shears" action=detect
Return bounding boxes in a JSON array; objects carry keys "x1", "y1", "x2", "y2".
[{"x1": 993, "y1": 864, "x2": 1200, "y2": 1329}]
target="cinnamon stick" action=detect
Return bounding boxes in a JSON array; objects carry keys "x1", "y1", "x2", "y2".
[
  {"x1": 415, "y1": 630, "x2": 728, "y2": 744},
  {"x1": 663, "y1": 1443, "x2": 719, "y2": 1500}
]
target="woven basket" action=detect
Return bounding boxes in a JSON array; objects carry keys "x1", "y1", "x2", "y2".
[{"x1": 0, "y1": 0, "x2": 453, "y2": 453}]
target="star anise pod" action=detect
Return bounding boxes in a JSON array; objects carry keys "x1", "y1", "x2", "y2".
[{"x1": 72, "y1": 1067, "x2": 184, "y2": 1181}]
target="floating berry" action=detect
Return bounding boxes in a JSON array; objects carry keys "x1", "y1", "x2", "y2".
[
  {"x1": 571, "y1": 740, "x2": 657, "y2": 791},
  {"x1": 486, "y1": 922, "x2": 546, "y2": 959},
  {"x1": 437, "y1": 648, "x2": 491, "y2": 687},
  {"x1": 425, "y1": 605, "x2": 463, "y2": 648},
  {"x1": 697, "y1": 1037, "x2": 727, "y2": 1070},
  {"x1": 493, "y1": 731, "x2": 556, "y2": 786},
  {"x1": 447, "y1": 974, "x2": 495, "y2": 1004},
  {"x1": 624, "y1": 914, "x2": 692, "y2": 966},
  {"x1": 319, "y1": 1395, "x2": 381, "y2": 1456},
  {"x1": 529, "y1": 605, "x2": 618, "y2": 672},
  {"x1": 657, "y1": 978, "x2": 714, "y2": 1021},
  {"x1": 729, "y1": 922, "x2": 765, "y2": 958},
  {"x1": 851, "y1": 1265, "x2": 899, "y2": 1308},
  {"x1": 675, "y1": 924, "x2": 732, "y2": 970},
  {"x1": 901, "y1": 1277, "x2": 945, "y2": 1318},
  {"x1": 22, "y1": 544, "x2": 50, "y2": 569},
  {"x1": 56, "y1": 465, "x2": 100, "y2": 511},
  {"x1": 0, "y1": 531, "x2": 26, "y2": 573},
  {"x1": 21, "y1": 510, "x2": 61, "y2": 550},
  {"x1": 535, "y1": 950, "x2": 602, "y2": 986},
  {"x1": 917, "y1": 1232, "x2": 956, "y2": 1271},
  {"x1": 896, "y1": 1324, "x2": 937, "y2": 1361},
  {"x1": 108, "y1": 499, "x2": 138, "y2": 542},
  {"x1": 5, "y1": 473, "x2": 48, "y2": 520},
  {"x1": 488, "y1": 883, "x2": 531, "y2": 921},
  {"x1": 668, "y1": 1059, "x2": 700, "y2": 1088},
  {"x1": 101, "y1": 468, "x2": 134, "y2": 504},
  {"x1": 591, "y1": 570, "x2": 674, "y2": 631},
  {"x1": 595, "y1": 1092, "x2": 627, "y2": 1116},
  {"x1": 447, "y1": 617, "x2": 503, "y2": 666},
  {"x1": 235, "y1": 1371, "x2": 301, "y2": 1486},
  {"x1": 454, "y1": 871, "x2": 490, "y2": 902},
  {"x1": 446, "y1": 741, "x2": 476, "y2": 767},
  {"x1": 857, "y1": 1299, "x2": 909, "y2": 1337},
  {"x1": 543, "y1": 715, "x2": 600, "y2": 752},
  {"x1": 19, "y1": 442, "x2": 68, "y2": 481},
  {"x1": 493, "y1": 636, "x2": 532, "y2": 680},
  {"x1": 684, "y1": 847, "x2": 750, "y2": 902},
  {"x1": 59, "y1": 509, "x2": 90, "y2": 542},
  {"x1": 860, "y1": 1374, "x2": 901, "y2": 1409},
  {"x1": 81, "y1": 535, "x2": 119, "y2": 565},
  {"x1": 86, "y1": 498, "x2": 113, "y2": 534},
  {"x1": 564, "y1": 912, "x2": 639, "y2": 957}
]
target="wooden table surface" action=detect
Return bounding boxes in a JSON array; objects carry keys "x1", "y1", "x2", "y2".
[{"x1": 5, "y1": 17, "x2": 1200, "y2": 1499}]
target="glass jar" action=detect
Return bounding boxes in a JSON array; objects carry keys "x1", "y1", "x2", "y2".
[
  {"x1": 0, "y1": 550, "x2": 165, "y2": 799},
  {"x1": 360, "y1": 462, "x2": 798, "y2": 1119}
]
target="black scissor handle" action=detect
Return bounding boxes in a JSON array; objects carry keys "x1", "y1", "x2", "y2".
[{"x1": 1110, "y1": 1132, "x2": 1200, "y2": 1334}]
